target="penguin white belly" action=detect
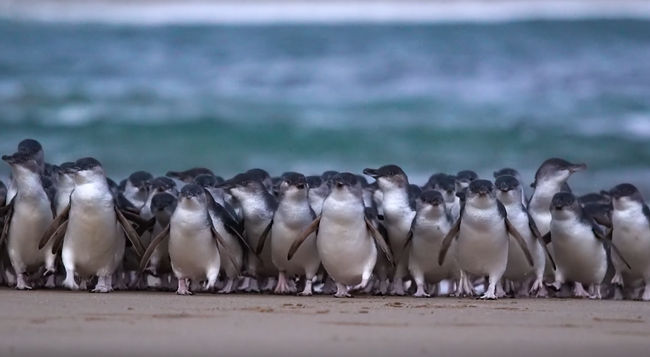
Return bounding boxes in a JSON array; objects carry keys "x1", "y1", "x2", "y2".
[
  {"x1": 409, "y1": 226, "x2": 455, "y2": 283},
  {"x1": 169, "y1": 225, "x2": 220, "y2": 281},
  {"x1": 8, "y1": 196, "x2": 54, "y2": 272},
  {"x1": 63, "y1": 201, "x2": 120, "y2": 278},
  {"x1": 456, "y1": 219, "x2": 508, "y2": 278},
  {"x1": 612, "y1": 211, "x2": 650, "y2": 281},
  {"x1": 502, "y1": 214, "x2": 537, "y2": 281},
  {"x1": 317, "y1": 217, "x2": 377, "y2": 286},
  {"x1": 271, "y1": 221, "x2": 318, "y2": 276},
  {"x1": 551, "y1": 220, "x2": 607, "y2": 285}
]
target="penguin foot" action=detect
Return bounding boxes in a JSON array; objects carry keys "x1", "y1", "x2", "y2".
[
  {"x1": 15, "y1": 274, "x2": 32, "y2": 290},
  {"x1": 176, "y1": 278, "x2": 193, "y2": 295},
  {"x1": 334, "y1": 293, "x2": 353, "y2": 298},
  {"x1": 572, "y1": 283, "x2": 591, "y2": 298},
  {"x1": 44, "y1": 275, "x2": 57, "y2": 289},
  {"x1": 546, "y1": 281, "x2": 563, "y2": 291},
  {"x1": 478, "y1": 293, "x2": 497, "y2": 300},
  {"x1": 611, "y1": 272, "x2": 624, "y2": 288},
  {"x1": 413, "y1": 284, "x2": 430, "y2": 298}
]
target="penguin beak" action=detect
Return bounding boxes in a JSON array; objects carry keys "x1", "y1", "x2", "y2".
[
  {"x1": 362, "y1": 168, "x2": 380, "y2": 178},
  {"x1": 569, "y1": 163, "x2": 587, "y2": 172},
  {"x1": 216, "y1": 180, "x2": 235, "y2": 191},
  {"x1": 1, "y1": 155, "x2": 16, "y2": 164},
  {"x1": 498, "y1": 183, "x2": 511, "y2": 192}
]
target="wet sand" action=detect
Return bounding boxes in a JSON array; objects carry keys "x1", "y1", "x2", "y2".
[{"x1": 0, "y1": 289, "x2": 649, "y2": 357}]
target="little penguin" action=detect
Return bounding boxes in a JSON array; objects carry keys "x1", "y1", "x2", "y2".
[
  {"x1": 433, "y1": 174, "x2": 461, "y2": 222},
  {"x1": 608, "y1": 184, "x2": 650, "y2": 300},
  {"x1": 438, "y1": 179, "x2": 534, "y2": 300},
  {"x1": 495, "y1": 175, "x2": 555, "y2": 297},
  {"x1": 166, "y1": 167, "x2": 215, "y2": 184},
  {"x1": 218, "y1": 172, "x2": 278, "y2": 292},
  {"x1": 37, "y1": 158, "x2": 146, "y2": 293},
  {"x1": 1, "y1": 152, "x2": 56, "y2": 290},
  {"x1": 494, "y1": 167, "x2": 528, "y2": 208},
  {"x1": 306, "y1": 175, "x2": 329, "y2": 216},
  {"x1": 123, "y1": 171, "x2": 154, "y2": 210},
  {"x1": 545, "y1": 192, "x2": 631, "y2": 299},
  {"x1": 140, "y1": 184, "x2": 238, "y2": 295},
  {"x1": 261, "y1": 173, "x2": 321, "y2": 295},
  {"x1": 363, "y1": 165, "x2": 415, "y2": 296},
  {"x1": 287, "y1": 173, "x2": 394, "y2": 298},
  {"x1": 403, "y1": 190, "x2": 457, "y2": 297},
  {"x1": 141, "y1": 192, "x2": 178, "y2": 291},
  {"x1": 455, "y1": 170, "x2": 478, "y2": 192},
  {"x1": 5, "y1": 139, "x2": 46, "y2": 204}
]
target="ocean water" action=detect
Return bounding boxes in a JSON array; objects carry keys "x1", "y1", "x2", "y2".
[{"x1": 1, "y1": 11, "x2": 650, "y2": 194}]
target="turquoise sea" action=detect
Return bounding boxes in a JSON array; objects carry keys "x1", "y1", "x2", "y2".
[{"x1": 1, "y1": 15, "x2": 649, "y2": 193}]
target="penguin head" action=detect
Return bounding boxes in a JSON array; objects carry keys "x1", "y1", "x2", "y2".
[
  {"x1": 179, "y1": 183, "x2": 206, "y2": 207},
  {"x1": 493, "y1": 167, "x2": 520, "y2": 180},
  {"x1": 194, "y1": 174, "x2": 218, "y2": 189},
  {"x1": 610, "y1": 183, "x2": 645, "y2": 211},
  {"x1": 151, "y1": 177, "x2": 177, "y2": 195},
  {"x1": 532, "y1": 158, "x2": 586, "y2": 188},
  {"x1": 550, "y1": 192, "x2": 579, "y2": 213},
  {"x1": 219, "y1": 172, "x2": 267, "y2": 200},
  {"x1": 467, "y1": 179, "x2": 495, "y2": 199},
  {"x1": 277, "y1": 172, "x2": 307, "y2": 200},
  {"x1": 363, "y1": 164, "x2": 409, "y2": 191},
  {"x1": 455, "y1": 170, "x2": 478, "y2": 190},
  {"x1": 151, "y1": 192, "x2": 178, "y2": 214},
  {"x1": 494, "y1": 175, "x2": 523, "y2": 205},
  {"x1": 166, "y1": 167, "x2": 214, "y2": 184},
  {"x1": 2, "y1": 152, "x2": 40, "y2": 175},
  {"x1": 245, "y1": 168, "x2": 273, "y2": 194}
]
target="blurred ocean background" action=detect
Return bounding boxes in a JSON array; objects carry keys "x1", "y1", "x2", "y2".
[{"x1": 1, "y1": 1, "x2": 650, "y2": 194}]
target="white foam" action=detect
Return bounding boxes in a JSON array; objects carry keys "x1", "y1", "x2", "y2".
[{"x1": 1, "y1": 1, "x2": 650, "y2": 25}]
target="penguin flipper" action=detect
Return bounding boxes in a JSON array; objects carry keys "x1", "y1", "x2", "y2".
[
  {"x1": 287, "y1": 215, "x2": 321, "y2": 261},
  {"x1": 505, "y1": 217, "x2": 535, "y2": 267},
  {"x1": 135, "y1": 218, "x2": 156, "y2": 237},
  {"x1": 365, "y1": 217, "x2": 394, "y2": 266},
  {"x1": 115, "y1": 206, "x2": 146, "y2": 256},
  {"x1": 255, "y1": 219, "x2": 273, "y2": 256},
  {"x1": 0, "y1": 199, "x2": 13, "y2": 248},
  {"x1": 593, "y1": 226, "x2": 632, "y2": 270},
  {"x1": 50, "y1": 220, "x2": 69, "y2": 254},
  {"x1": 0, "y1": 200, "x2": 12, "y2": 217},
  {"x1": 542, "y1": 232, "x2": 552, "y2": 245},
  {"x1": 526, "y1": 211, "x2": 556, "y2": 270},
  {"x1": 438, "y1": 216, "x2": 461, "y2": 266},
  {"x1": 210, "y1": 225, "x2": 239, "y2": 276},
  {"x1": 38, "y1": 199, "x2": 69, "y2": 250},
  {"x1": 119, "y1": 210, "x2": 153, "y2": 230},
  {"x1": 139, "y1": 224, "x2": 169, "y2": 272}
]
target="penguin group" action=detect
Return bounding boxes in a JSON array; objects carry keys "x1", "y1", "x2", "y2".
[{"x1": 0, "y1": 138, "x2": 648, "y2": 301}]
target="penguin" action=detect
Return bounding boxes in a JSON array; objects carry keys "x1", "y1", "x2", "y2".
[
  {"x1": 262, "y1": 173, "x2": 320, "y2": 295},
  {"x1": 218, "y1": 172, "x2": 278, "y2": 292},
  {"x1": 141, "y1": 192, "x2": 177, "y2": 291},
  {"x1": 139, "y1": 184, "x2": 238, "y2": 295},
  {"x1": 438, "y1": 179, "x2": 534, "y2": 300},
  {"x1": 37, "y1": 158, "x2": 146, "y2": 292},
  {"x1": 306, "y1": 175, "x2": 329, "y2": 216},
  {"x1": 363, "y1": 165, "x2": 415, "y2": 296},
  {"x1": 287, "y1": 173, "x2": 393, "y2": 298},
  {"x1": 494, "y1": 167, "x2": 528, "y2": 208},
  {"x1": 432, "y1": 174, "x2": 461, "y2": 222},
  {"x1": 131, "y1": 176, "x2": 179, "y2": 289},
  {"x1": 0, "y1": 152, "x2": 56, "y2": 290},
  {"x1": 528, "y1": 158, "x2": 586, "y2": 236},
  {"x1": 403, "y1": 190, "x2": 457, "y2": 297},
  {"x1": 545, "y1": 192, "x2": 631, "y2": 299},
  {"x1": 166, "y1": 167, "x2": 215, "y2": 184},
  {"x1": 608, "y1": 184, "x2": 650, "y2": 300},
  {"x1": 245, "y1": 168, "x2": 274, "y2": 196},
  {"x1": 194, "y1": 174, "x2": 240, "y2": 223},
  {"x1": 53, "y1": 162, "x2": 76, "y2": 216},
  {"x1": 495, "y1": 175, "x2": 555, "y2": 297},
  {"x1": 123, "y1": 171, "x2": 154, "y2": 210},
  {"x1": 5, "y1": 139, "x2": 46, "y2": 204},
  {"x1": 455, "y1": 170, "x2": 478, "y2": 192}
]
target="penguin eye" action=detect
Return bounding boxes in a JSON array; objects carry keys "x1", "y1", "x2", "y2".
[
  {"x1": 240, "y1": 180, "x2": 248, "y2": 186},
  {"x1": 388, "y1": 171, "x2": 394, "y2": 176}
]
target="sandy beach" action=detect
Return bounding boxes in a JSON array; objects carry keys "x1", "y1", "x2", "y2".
[{"x1": 0, "y1": 289, "x2": 648, "y2": 357}]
